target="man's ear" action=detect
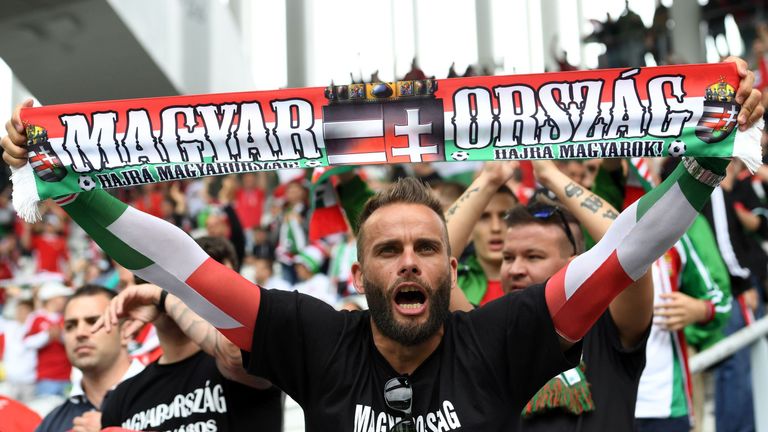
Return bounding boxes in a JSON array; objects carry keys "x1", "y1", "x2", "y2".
[
  {"x1": 450, "y1": 256, "x2": 458, "y2": 288},
  {"x1": 351, "y1": 261, "x2": 365, "y2": 294}
]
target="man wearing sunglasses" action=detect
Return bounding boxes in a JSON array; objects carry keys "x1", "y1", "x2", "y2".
[
  {"x1": 446, "y1": 158, "x2": 654, "y2": 430},
  {"x1": 2, "y1": 57, "x2": 762, "y2": 431}
]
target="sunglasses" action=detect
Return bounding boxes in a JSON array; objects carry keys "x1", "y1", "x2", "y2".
[
  {"x1": 526, "y1": 203, "x2": 578, "y2": 256},
  {"x1": 384, "y1": 376, "x2": 416, "y2": 432}
]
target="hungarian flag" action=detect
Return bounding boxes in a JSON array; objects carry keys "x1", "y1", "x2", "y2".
[{"x1": 308, "y1": 166, "x2": 353, "y2": 242}]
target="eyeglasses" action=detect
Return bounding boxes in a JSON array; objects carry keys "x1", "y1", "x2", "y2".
[
  {"x1": 526, "y1": 203, "x2": 578, "y2": 256},
  {"x1": 384, "y1": 376, "x2": 416, "y2": 432}
]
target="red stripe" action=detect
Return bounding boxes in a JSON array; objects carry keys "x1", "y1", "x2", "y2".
[
  {"x1": 550, "y1": 250, "x2": 633, "y2": 341},
  {"x1": 545, "y1": 265, "x2": 568, "y2": 320},
  {"x1": 185, "y1": 258, "x2": 261, "y2": 348},
  {"x1": 53, "y1": 194, "x2": 77, "y2": 206},
  {"x1": 219, "y1": 327, "x2": 256, "y2": 352}
]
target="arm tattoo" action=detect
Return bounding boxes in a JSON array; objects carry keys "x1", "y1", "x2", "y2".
[
  {"x1": 167, "y1": 298, "x2": 220, "y2": 356},
  {"x1": 564, "y1": 182, "x2": 584, "y2": 198},
  {"x1": 446, "y1": 186, "x2": 480, "y2": 220},
  {"x1": 580, "y1": 195, "x2": 603, "y2": 213},
  {"x1": 602, "y1": 209, "x2": 618, "y2": 220}
]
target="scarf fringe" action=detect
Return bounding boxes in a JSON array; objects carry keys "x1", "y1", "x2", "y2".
[
  {"x1": 11, "y1": 164, "x2": 41, "y2": 223},
  {"x1": 733, "y1": 117, "x2": 764, "y2": 173}
]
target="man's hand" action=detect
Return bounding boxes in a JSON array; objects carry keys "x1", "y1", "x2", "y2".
[
  {"x1": 531, "y1": 159, "x2": 559, "y2": 186},
  {"x1": 92, "y1": 284, "x2": 163, "y2": 338},
  {"x1": 1, "y1": 99, "x2": 33, "y2": 168},
  {"x1": 723, "y1": 56, "x2": 764, "y2": 131},
  {"x1": 654, "y1": 292, "x2": 709, "y2": 331},
  {"x1": 479, "y1": 161, "x2": 518, "y2": 188},
  {"x1": 742, "y1": 287, "x2": 760, "y2": 312},
  {"x1": 71, "y1": 410, "x2": 101, "y2": 432}
]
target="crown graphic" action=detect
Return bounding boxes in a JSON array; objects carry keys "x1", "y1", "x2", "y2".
[
  {"x1": 324, "y1": 79, "x2": 437, "y2": 104},
  {"x1": 704, "y1": 76, "x2": 735, "y2": 103}
]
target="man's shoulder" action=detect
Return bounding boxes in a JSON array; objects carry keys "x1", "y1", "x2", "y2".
[{"x1": 37, "y1": 398, "x2": 91, "y2": 431}]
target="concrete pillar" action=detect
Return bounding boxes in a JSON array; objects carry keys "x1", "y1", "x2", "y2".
[
  {"x1": 576, "y1": 0, "x2": 586, "y2": 69},
  {"x1": 540, "y1": 0, "x2": 559, "y2": 71},
  {"x1": 10, "y1": 76, "x2": 32, "y2": 107},
  {"x1": 671, "y1": 0, "x2": 705, "y2": 64},
  {"x1": 286, "y1": 0, "x2": 307, "y2": 88},
  {"x1": 475, "y1": 0, "x2": 494, "y2": 73},
  {"x1": 180, "y1": 0, "x2": 211, "y2": 93}
]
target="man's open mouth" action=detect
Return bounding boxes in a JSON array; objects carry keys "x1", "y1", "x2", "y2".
[{"x1": 394, "y1": 285, "x2": 427, "y2": 311}]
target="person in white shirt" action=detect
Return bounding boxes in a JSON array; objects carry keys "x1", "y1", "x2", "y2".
[{"x1": 0, "y1": 298, "x2": 37, "y2": 403}]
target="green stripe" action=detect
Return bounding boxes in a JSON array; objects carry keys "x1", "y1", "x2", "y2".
[
  {"x1": 676, "y1": 166, "x2": 717, "y2": 211},
  {"x1": 680, "y1": 234, "x2": 714, "y2": 290},
  {"x1": 65, "y1": 191, "x2": 153, "y2": 270},
  {"x1": 79, "y1": 189, "x2": 130, "y2": 224},
  {"x1": 670, "y1": 349, "x2": 688, "y2": 417},
  {"x1": 637, "y1": 162, "x2": 714, "y2": 220},
  {"x1": 637, "y1": 165, "x2": 678, "y2": 220}
]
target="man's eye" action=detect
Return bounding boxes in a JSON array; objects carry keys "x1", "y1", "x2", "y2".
[
  {"x1": 417, "y1": 244, "x2": 437, "y2": 253},
  {"x1": 378, "y1": 246, "x2": 396, "y2": 255}
]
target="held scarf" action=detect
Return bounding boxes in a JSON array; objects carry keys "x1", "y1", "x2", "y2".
[{"x1": 12, "y1": 63, "x2": 764, "y2": 222}]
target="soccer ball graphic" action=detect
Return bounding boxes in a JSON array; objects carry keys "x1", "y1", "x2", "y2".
[
  {"x1": 78, "y1": 175, "x2": 96, "y2": 191},
  {"x1": 305, "y1": 160, "x2": 323, "y2": 168},
  {"x1": 668, "y1": 140, "x2": 686, "y2": 157},
  {"x1": 451, "y1": 151, "x2": 469, "y2": 161}
]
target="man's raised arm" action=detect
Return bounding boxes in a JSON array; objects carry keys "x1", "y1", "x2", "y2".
[
  {"x1": 2, "y1": 103, "x2": 259, "y2": 351},
  {"x1": 544, "y1": 56, "x2": 762, "y2": 349}
]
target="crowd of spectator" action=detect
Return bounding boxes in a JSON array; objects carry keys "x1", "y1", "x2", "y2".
[{"x1": 2, "y1": 7, "x2": 768, "y2": 430}]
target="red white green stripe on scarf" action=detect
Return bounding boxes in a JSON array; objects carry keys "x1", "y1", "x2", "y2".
[
  {"x1": 48, "y1": 157, "x2": 728, "y2": 360},
  {"x1": 545, "y1": 160, "x2": 722, "y2": 342}
]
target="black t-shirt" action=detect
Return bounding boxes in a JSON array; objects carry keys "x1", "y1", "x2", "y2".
[
  {"x1": 520, "y1": 311, "x2": 649, "y2": 432},
  {"x1": 101, "y1": 350, "x2": 283, "y2": 432},
  {"x1": 35, "y1": 398, "x2": 94, "y2": 432},
  {"x1": 244, "y1": 284, "x2": 580, "y2": 431}
]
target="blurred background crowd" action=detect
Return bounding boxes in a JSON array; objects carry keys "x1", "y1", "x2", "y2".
[{"x1": 2, "y1": 0, "x2": 768, "y2": 431}]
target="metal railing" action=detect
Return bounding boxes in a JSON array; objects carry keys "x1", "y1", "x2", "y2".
[{"x1": 690, "y1": 316, "x2": 768, "y2": 432}]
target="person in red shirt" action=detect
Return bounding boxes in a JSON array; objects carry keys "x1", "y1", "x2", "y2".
[
  {"x1": 234, "y1": 173, "x2": 267, "y2": 231},
  {"x1": 25, "y1": 282, "x2": 73, "y2": 398},
  {"x1": 21, "y1": 214, "x2": 69, "y2": 276}
]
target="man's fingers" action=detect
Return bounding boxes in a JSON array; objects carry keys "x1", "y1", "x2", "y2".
[
  {"x1": 3, "y1": 150, "x2": 24, "y2": 168},
  {"x1": 747, "y1": 98, "x2": 765, "y2": 128},
  {"x1": 735, "y1": 68, "x2": 755, "y2": 105},
  {"x1": 91, "y1": 315, "x2": 106, "y2": 334},
  {"x1": 11, "y1": 99, "x2": 33, "y2": 134},
  {"x1": 123, "y1": 319, "x2": 144, "y2": 338},
  {"x1": 110, "y1": 297, "x2": 122, "y2": 328},
  {"x1": 738, "y1": 88, "x2": 761, "y2": 130},
  {"x1": 1, "y1": 134, "x2": 28, "y2": 159},
  {"x1": 726, "y1": 56, "x2": 748, "y2": 76}
]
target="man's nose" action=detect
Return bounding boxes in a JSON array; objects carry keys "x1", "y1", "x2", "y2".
[
  {"x1": 508, "y1": 259, "x2": 526, "y2": 278},
  {"x1": 75, "y1": 321, "x2": 90, "y2": 338},
  {"x1": 490, "y1": 214, "x2": 504, "y2": 232},
  {"x1": 398, "y1": 249, "x2": 422, "y2": 277}
]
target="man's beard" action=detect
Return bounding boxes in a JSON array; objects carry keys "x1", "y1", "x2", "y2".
[{"x1": 364, "y1": 272, "x2": 452, "y2": 347}]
